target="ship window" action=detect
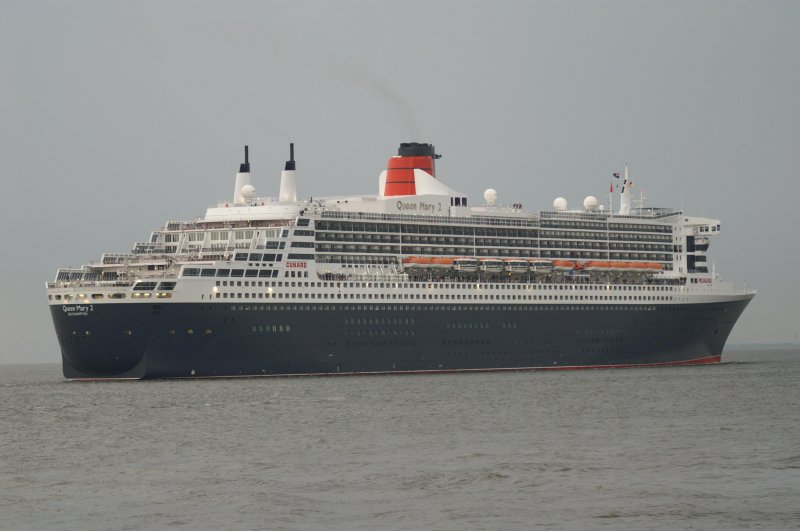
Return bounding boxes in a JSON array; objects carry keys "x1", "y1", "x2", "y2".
[
  {"x1": 159, "y1": 282, "x2": 177, "y2": 290},
  {"x1": 91, "y1": 293, "x2": 103, "y2": 299},
  {"x1": 235, "y1": 253, "x2": 248, "y2": 261},
  {"x1": 249, "y1": 253, "x2": 262, "y2": 261},
  {"x1": 133, "y1": 281, "x2": 158, "y2": 291},
  {"x1": 231, "y1": 269, "x2": 244, "y2": 277},
  {"x1": 109, "y1": 293, "x2": 126, "y2": 299},
  {"x1": 246, "y1": 270, "x2": 258, "y2": 278},
  {"x1": 201, "y1": 269, "x2": 216, "y2": 277},
  {"x1": 216, "y1": 269, "x2": 230, "y2": 277},
  {"x1": 183, "y1": 268, "x2": 200, "y2": 277}
]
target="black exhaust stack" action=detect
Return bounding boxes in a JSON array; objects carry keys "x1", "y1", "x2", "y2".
[
  {"x1": 239, "y1": 145, "x2": 250, "y2": 173},
  {"x1": 285, "y1": 143, "x2": 296, "y2": 171}
]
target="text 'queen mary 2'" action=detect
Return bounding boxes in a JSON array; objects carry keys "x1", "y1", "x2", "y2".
[{"x1": 47, "y1": 143, "x2": 755, "y2": 379}]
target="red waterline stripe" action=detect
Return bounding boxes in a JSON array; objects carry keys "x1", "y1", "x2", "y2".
[
  {"x1": 66, "y1": 355, "x2": 723, "y2": 381},
  {"x1": 291, "y1": 354, "x2": 723, "y2": 377}
]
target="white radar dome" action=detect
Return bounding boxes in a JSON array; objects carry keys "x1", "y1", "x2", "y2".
[
  {"x1": 553, "y1": 197, "x2": 568, "y2": 211},
  {"x1": 241, "y1": 184, "x2": 256, "y2": 199},
  {"x1": 583, "y1": 195, "x2": 599, "y2": 211},
  {"x1": 483, "y1": 188, "x2": 498, "y2": 205}
]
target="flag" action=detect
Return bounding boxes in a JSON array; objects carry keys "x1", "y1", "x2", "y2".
[
  {"x1": 609, "y1": 183, "x2": 614, "y2": 193},
  {"x1": 613, "y1": 172, "x2": 620, "y2": 178}
]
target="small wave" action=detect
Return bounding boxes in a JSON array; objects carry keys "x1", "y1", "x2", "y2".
[{"x1": 593, "y1": 512, "x2": 624, "y2": 519}]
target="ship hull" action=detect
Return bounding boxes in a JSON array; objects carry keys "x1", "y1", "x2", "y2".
[{"x1": 51, "y1": 296, "x2": 753, "y2": 379}]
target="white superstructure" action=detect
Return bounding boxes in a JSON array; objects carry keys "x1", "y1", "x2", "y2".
[{"x1": 46, "y1": 143, "x2": 753, "y2": 311}]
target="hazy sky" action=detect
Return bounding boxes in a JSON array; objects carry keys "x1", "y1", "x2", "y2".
[{"x1": 1, "y1": 0, "x2": 798, "y2": 364}]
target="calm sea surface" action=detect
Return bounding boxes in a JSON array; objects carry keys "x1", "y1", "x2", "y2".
[{"x1": 2, "y1": 349, "x2": 799, "y2": 530}]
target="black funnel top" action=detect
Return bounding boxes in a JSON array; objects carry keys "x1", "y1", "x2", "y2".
[
  {"x1": 284, "y1": 143, "x2": 296, "y2": 171},
  {"x1": 398, "y1": 142, "x2": 441, "y2": 159},
  {"x1": 239, "y1": 145, "x2": 250, "y2": 173}
]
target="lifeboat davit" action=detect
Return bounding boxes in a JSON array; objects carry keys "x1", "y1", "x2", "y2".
[
  {"x1": 504, "y1": 259, "x2": 529, "y2": 274},
  {"x1": 479, "y1": 258, "x2": 505, "y2": 273},
  {"x1": 453, "y1": 257, "x2": 479, "y2": 273},
  {"x1": 528, "y1": 258, "x2": 553, "y2": 274}
]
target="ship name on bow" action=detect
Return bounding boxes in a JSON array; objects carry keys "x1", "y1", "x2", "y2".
[{"x1": 62, "y1": 305, "x2": 93, "y2": 316}]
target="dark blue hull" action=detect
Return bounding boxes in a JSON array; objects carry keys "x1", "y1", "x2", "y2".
[{"x1": 51, "y1": 299, "x2": 752, "y2": 379}]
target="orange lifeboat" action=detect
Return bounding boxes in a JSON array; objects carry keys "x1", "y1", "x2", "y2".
[
  {"x1": 583, "y1": 260, "x2": 612, "y2": 272},
  {"x1": 626, "y1": 261, "x2": 648, "y2": 272},
  {"x1": 430, "y1": 257, "x2": 454, "y2": 269},
  {"x1": 402, "y1": 256, "x2": 433, "y2": 269},
  {"x1": 552, "y1": 260, "x2": 576, "y2": 272}
]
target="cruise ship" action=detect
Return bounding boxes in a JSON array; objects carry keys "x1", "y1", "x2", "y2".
[{"x1": 47, "y1": 143, "x2": 755, "y2": 379}]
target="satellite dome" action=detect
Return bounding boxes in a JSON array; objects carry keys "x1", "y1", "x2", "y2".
[
  {"x1": 483, "y1": 188, "x2": 498, "y2": 205},
  {"x1": 583, "y1": 195, "x2": 599, "y2": 211},
  {"x1": 553, "y1": 197, "x2": 568, "y2": 211},
  {"x1": 241, "y1": 184, "x2": 256, "y2": 199}
]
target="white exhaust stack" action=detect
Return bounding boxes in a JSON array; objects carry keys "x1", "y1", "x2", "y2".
[
  {"x1": 279, "y1": 143, "x2": 297, "y2": 203},
  {"x1": 232, "y1": 145, "x2": 253, "y2": 204},
  {"x1": 619, "y1": 163, "x2": 632, "y2": 215}
]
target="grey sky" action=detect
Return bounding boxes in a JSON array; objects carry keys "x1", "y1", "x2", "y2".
[{"x1": 1, "y1": 0, "x2": 798, "y2": 364}]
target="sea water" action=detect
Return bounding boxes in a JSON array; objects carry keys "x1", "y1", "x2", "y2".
[{"x1": 2, "y1": 349, "x2": 798, "y2": 530}]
